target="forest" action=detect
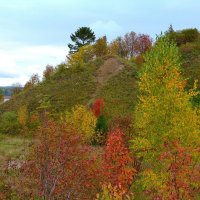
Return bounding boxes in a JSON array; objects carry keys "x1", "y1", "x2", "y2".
[{"x1": 0, "y1": 26, "x2": 200, "y2": 199}]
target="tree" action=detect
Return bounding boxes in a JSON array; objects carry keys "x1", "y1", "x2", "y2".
[
  {"x1": 94, "y1": 36, "x2": 108, "y2": 57},
  {"x1": 91, "y1": 99, "x2": 108, "y2": 145},
  {"x1": 91, "y1": 98, "x2": 105, "y2": 118},
  {"x1": 139, "y1": 141, "x2": 200, "y2": 199},
  {"x1": 123, "y1": 32, "x2": 137, "y2": 58},
  {"x1": 165, "y1": 24, "x2": 176, "y2": 42},
  {"x1": 65, "y1": 105, "x2": 97, "y2": 143},
  {"x1": 67, "y1": 44, "x2": 94, "y2": 69},
  {"x1": 11, "y1": 82, "x2": 23, "y2": 96},
  {"x1": 103, "y1": 128, "x2": 135, "y2": 195},
  {"x1": 24, "y1": 73, "x2": 40, "y2": 90},
  {"x1": 22, "y1": 120, "x2": 103, "y2": 199},
  {"x1": 43, "y1": 65, "x2": 54, "y2": 80},
  {"x1": 131, "y1": 36, "x2": 200, "y2": 198},
  {"x1": 68, "y1": 27, "x2": 96, "y2": 54},
  {"x1": 0, "y1": 111, "x2": 20, "y2": 134},
  {"x1": 134, "y1": 34, "x2": 152, "y2": 55}
]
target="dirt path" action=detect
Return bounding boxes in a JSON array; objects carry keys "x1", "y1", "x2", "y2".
[{"x1": 88, "y1": 57, "x2": 125, "y2": 105}]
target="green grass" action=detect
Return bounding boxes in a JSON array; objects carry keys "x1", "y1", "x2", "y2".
[
  {"x1": 0, "y1": 62, "x2": 98, "y2": 116},
  {"x1": 0, "y1": 135, "x2": 31, "y2": 165},
  {"x1": 98, "y1": 64, "x2": 138, "y2": 119}
]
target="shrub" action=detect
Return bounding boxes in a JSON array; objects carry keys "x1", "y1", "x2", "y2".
[
  {"x1": 22, "y1": 120, "x2": 103, "y2": 199},
  {"x1": 65, "y1": 105, "x2": 97, "y2": 143},
  {"x1": 94, "y1": 36, "x2": 108, "y2": 57},
  {"x1": 0, "y1": 112, "x2": 20, "y2": 134},
  {"x1": 93, "y1": 114, "x2": 108, "y2": 145},
  {"x1": 103, "y1": 128, "x2": 135, "y2": 194},
  {"x1": 91, "y1": 98, "x2": 105, "y2": 118},
  {"x1": 67, "y1": 45, "x2": 94, "y2": 69}
]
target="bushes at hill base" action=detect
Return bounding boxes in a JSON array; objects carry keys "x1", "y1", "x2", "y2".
[
  {"x1": 96, "y1": 183, "x2": 134, "y2": 200},
  {"x1": 21, "y1": 120, "x2": 103, "y2": 199},
  {"x1": 93, "y1": 114, "x2": 108, "y2": 145},
  {"x1": 65, "y1": 105, "x2": 97, "y2": 143},
  {"x1": 103, "y1": 128, "x2": 135, "y2": 196},
  {"x1": 91, "y1": 98, "x2": 105, "y2": 118},
  {"x1": 91, "y1": 98, "x2": 108, "y2": 145},
  {"x1": 0, "y1": 112, "x2": 20, "y2": 134}
]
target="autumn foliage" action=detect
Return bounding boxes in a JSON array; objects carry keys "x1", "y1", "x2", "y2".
[
  {"x1": 23, "y1": 120, "x2": 102, "y2": 199},
  {"x1": 103, "y1": 128, "x2": 135, "y2": 195},
  {"x1": 91, "y1": 98, "x2": 105, "y2": 117},
  {"x1": 132, "y1": 36, "x2": 200, "y2": 199},
  {"x1": 65, "y1": 105, "x2": 97, "y2": 143}
]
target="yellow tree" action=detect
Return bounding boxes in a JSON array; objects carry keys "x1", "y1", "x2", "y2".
[
  {"x1": 131, "y1": 36, "x2": 200, "y2": 198},
  {"x1": 94, "y1": 36, "x2": 108, "y2": 57},
  {"x1": 67, "y1": 45, "x2": 94, "y2": 69},
  {"x1": 18, "y1": 105, "x2": 28, "y2": 128},
  {"x1": 65, "y1": 105, "x2": 97, "y2": 143}
]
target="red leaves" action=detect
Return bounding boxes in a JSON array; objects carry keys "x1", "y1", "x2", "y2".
[
  {"x1": 91, "y1": 98, "x2": 105, "y2": 117},
  {"x1": 103, "y1": 128, "x2": 136, "y2": 193},
  {"x1": 158, "y1": 141, "x2": 199, "y2": 200},
  {"x1": 23, "y1": 120, "x2": 103, "y2": 199},
  {"x1": 134, "y1": 34, "x2": 152, "y2": 55}
]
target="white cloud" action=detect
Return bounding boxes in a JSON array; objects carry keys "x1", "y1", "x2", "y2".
[
  {"x1": 90, "y1": 20, "x2": 123, "y2": 41},
  {"x1": 0, "y1": 42, "x2": 67, "y2": 86}
]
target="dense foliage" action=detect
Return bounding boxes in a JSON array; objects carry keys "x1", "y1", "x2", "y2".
[
  {"x1": 68, "y1": 27, "x2": 96, "y2": 54},
  {"x1": 0, "y1": 28, "x2": 200, "y2": 199}
]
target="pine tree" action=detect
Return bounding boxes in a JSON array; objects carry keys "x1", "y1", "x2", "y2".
[{"x1": 68, "y1": 27, "x2": 96, "y2": 54}]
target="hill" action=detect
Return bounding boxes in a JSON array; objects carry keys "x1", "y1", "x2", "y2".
[
  {"x1": 1, "y1": 36, "x2": 200, "y2": 119},
  {"x1": 0, "y1": 57, "x2": 137, "y2": 119}
]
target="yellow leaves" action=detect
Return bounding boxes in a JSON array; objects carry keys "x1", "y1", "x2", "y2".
[
  {"x1": 107, "y1": 41, "x2": 120, "y2": 56},
  {"x1": 140, "y1": 169, "x2": 166, "y2": 192},
  {"x1": 65, "y1": 105, "x2": 97, "y2": 143},
  {"x1": 188, "y1": 80, "x2": 199, "y2": 97},
  {"x1": 130, "y1": 137, "x2": 152, "y2": 158},
  {"x1": 18, "y1": 105, "x2": 28, "y2": 126},
  {"x1": 96, "y1": 183, "x2": 133, "y2": 200},
  {"x1": 67, "y1": 45, "x2": 94, "y2": 68}
]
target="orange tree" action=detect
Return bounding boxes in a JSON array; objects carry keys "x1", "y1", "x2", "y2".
[
  {"x1": 22, "y1": 120, "x2": 103, "y2": 199},
  {"x1": 103, "y1": 128, "x2": 135, "y2": 196}
]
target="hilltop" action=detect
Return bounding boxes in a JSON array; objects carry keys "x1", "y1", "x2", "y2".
[{"x1": 1, "y1": 39, "x2": 200, "y2": 119}]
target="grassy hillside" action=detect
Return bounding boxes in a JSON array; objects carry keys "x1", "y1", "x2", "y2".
[
  {"x1": 0, "y1": 62, "x2": 97, "y2": 114},
  {"x1": 180, "y1": 39, "x2": 200, "y2": 89},
  {"x1": 0, "y1": 57, "x2": 138, "y2": 119},
  {"x1": 1, "y1": 37, "x2": 200, "y2": 118}
]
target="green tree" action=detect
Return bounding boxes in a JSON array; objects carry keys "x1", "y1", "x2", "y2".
[
  {"x1": 0, "y1": 111, "x2": 20, "y2": 134},
  {"x1": 131, "y1": 36, "x2": 200, "y2": 198},
  {"x1": 68, "y1": 27, "x2": 96, "y2": 54}
]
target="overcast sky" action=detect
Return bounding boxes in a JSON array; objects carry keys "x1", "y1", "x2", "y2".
[{"x1": 0, "y1": 0, "x2": 200, "y2": 86}]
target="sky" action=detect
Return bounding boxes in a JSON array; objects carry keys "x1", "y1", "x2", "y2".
[{"x1": 0, "y1": 0, "x2": 200, "y2": 86}]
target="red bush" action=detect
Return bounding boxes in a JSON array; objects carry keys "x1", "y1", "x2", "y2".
[
  {"x1": 103, "y1": 128, "x2": 136, "y2": 193},
  {"x1": 91, "y1": 98, "x2": 105, "y2": 117},
  {"x1": 23, "y1": 120, "x2": 103, "y2": 199}
]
